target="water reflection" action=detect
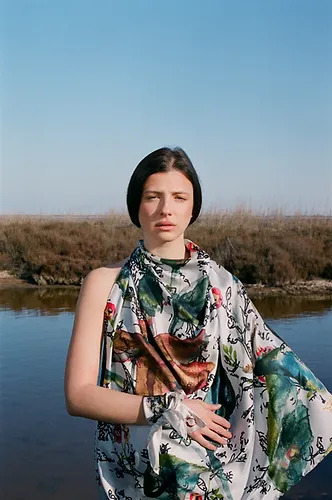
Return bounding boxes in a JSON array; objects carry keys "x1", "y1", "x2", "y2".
[
  {"x1": 0, "y1": 286, "x2": 79, "y2": 314},
  {"x1": 1, "y1": 286, "x2": 331, "y2": 319},
  {"x1": 253, "y1": 295, "x2": 332, "y2": 319},
  {"x1": 1, "y1": 288, "x2": 332, "y2": 499}
]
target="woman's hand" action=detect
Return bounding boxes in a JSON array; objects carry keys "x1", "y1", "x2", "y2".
[{"x1": 183, "y1": 399, "x2": 232, "y2": 451}]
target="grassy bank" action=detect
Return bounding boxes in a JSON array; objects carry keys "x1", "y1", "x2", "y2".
[{"x1": 0, "y1": 213, "x2": 331, "y2": 286}]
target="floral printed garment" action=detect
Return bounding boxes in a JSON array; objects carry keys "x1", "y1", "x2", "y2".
[{"x1": 94, "y1": 240, "x2": 332, "y2": 500}]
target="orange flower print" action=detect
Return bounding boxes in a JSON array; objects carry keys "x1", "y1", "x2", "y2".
[
  {"x1": 286, "y1": 445, "x2": 300, "y2": 460},
  {"x1": 212, "y1": 287, "x2": 223, "y2": 308},
  {"x1": 186, "y1": 241, "x2": 199, "y2": 254},
  {"x1": 255, "y1": 345, "x2": 274, "y2": 382},
  {"x1": 256, "y1": 345, "x2": 273, "y2": 358},
  {"x1": 281, "y1": 444, "x2": 300, "y2": 469},
  {"x1": 243, "y1": 363, "x2": 253, "y2": 373},
  {"x1": 104, "y1": 302, "x2": 116, "y2": 322}
]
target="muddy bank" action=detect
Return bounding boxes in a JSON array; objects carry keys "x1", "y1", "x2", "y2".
[
  {"x1": 246, "y1": 279, "x2": 332, "y2": 299},
  {"x1": 0, "y1": 271, "x2": 30, "y2": 286},
  {"x1": 1, "y1": 270, "x2": 332, "y2": 299}
]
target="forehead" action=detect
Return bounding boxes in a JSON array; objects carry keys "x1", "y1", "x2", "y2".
[{"x1": 143, "y1": 170, "x2": 193, "y2": 191}]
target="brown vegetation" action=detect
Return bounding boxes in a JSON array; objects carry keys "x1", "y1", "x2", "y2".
[{"x1": 0, "y1": 213, "x2": 331, "y2": 287}]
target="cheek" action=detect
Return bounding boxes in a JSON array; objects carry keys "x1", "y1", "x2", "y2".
[
  {"x1": 138, "y1": 202, "x2": 153, "y2": 224},
  {"x1": 184, "y1": 202, "x2": 194, "y2": 220},
  {"x1": 177, "y1": 205, "x2": 193, "y2": 228},
  {"x1": 138, "y1": 205, "x2": 145, "y2": 226}
]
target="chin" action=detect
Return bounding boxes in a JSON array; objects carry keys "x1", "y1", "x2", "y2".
[{"x1": 153, "y1": 230, "x2": 183, "y2": 243}]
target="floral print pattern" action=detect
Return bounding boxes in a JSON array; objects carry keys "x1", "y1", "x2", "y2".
[
  {"x1": 94, "y1": 240, "x2": 332, "y2": 499},
  {"x1": 212, "y1": 287, "x2": 223, "y2": 308}
]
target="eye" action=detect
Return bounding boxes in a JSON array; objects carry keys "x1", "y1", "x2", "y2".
[{"x1": 175, "y1": 196, "x2": 186, "y2": 201}]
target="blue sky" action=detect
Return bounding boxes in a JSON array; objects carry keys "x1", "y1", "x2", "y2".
[{"x1": 2, "y1": 0, "x2": 332, "y2": 214}]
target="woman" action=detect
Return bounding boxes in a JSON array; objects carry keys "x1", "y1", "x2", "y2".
[{"x1": 65, "y1": 147, "x2": 332, "y2": 500}]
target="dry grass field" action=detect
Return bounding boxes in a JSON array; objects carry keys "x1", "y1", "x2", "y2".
[{"x1": 0, "y1": 212, "x2": 331, "y2": 286}]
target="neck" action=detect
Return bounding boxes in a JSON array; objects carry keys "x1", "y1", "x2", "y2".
[{"x1": 143, "y1": 236, "x2": 188, "y2": 260}]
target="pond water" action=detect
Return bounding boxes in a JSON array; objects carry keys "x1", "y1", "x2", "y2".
[{"x1": 0, "y1": 287, "x2": 331, "y2": 499}]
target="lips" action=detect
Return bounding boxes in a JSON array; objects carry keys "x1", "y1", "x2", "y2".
[{"x1": 156, "y1": 222, "x2": 175, "y2": 227}]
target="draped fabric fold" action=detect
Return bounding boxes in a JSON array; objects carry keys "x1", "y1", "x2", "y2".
[
  {"x1": 143, "y1": 391, "x2": 206, "y2": 475},
  {"x1": 94, "y1": 240, "x2": 332, "y2": 500}
]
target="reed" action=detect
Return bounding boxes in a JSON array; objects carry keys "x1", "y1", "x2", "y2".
[{"x1": 1, "y1": 212, "x2": 331, "y2": 285}]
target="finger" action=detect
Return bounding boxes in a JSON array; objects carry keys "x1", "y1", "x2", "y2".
[
  {"x1": 201, "y1": 428, "x2": 229, "y2": 446},
  {"x1": 211, "y1": 414, "x2": 232, "y2": 429},
  {"x1": 210, "y1": 423, "x2": 232, "y2": 439},
  {"x1": 202, "y1": 402, "x2": 221, "y2": 411},
  {"x1": 191, "y1": 432, "x2": 218, "y2": 451}
]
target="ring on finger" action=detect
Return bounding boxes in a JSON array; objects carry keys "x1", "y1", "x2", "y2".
[{"x1": 185, "y1": 415, "x2": 202, "y2": 434}]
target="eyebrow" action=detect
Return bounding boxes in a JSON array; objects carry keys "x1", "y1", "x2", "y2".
[{"x1": 143, "y1": 190, "x2": 191, "y2": 195}]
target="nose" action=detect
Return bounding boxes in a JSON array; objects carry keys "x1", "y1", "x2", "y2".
[{"x1": 160, "y1": 196, "x2": 172, "y2": 216}]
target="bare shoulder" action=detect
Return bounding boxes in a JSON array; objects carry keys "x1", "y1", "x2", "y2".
[
  {"x1": 78, "y1": 259, "x2": 128, "y2": 306},
  {"x1": 86, "y1": 259, "x2": 127, "y2": 282}
]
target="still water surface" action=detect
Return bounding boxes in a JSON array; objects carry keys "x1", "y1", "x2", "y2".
[{"x1": 0, "y1": 287, "x2": 331, "y2": 500}]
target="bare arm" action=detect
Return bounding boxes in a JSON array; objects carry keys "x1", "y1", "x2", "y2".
[
  {"x1": 64, "y1": 265, "x2": 147, "y2": 425},
  {"x1": 64, "y1": 265, "x2": 232, "y2": 447}
]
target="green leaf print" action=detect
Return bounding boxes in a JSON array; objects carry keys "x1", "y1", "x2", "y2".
[
  {"x1": 268, "y1": 401, "x2": 314, "y2": 493},
  {"x1": 116, "y1": 265, "x2": 130, "y2": 297},
  {"x1": 222, "y1": 345, "x2": 238, "y2": 369},
  {"x1": 143, "y1": 454, "x2": 208, "y2": 498},
  {"x1": 254, "y1": 346, "x2": 327, "y2": 466},
  {"x1": 208, "y1": 451, "x2": 234, "y2": 500},
  {"x1": 169, "y1": 276, "x2": 209, "y2": 334},
  {"x1": 211, "y1": 488, "x2": 224, "y2": 499},
  {"x1": 138, "y1": 269, "x2": 164, "y2": 317},
  {"x1": 207, "y1": 360, "x2": 236, "y2": 421},
  {"x1": 254, "y1": 348, "x2": 324, "y2": 492},
  {"x1": 255, "y1": 348, "x2": 326, "y2": 393},
  {"x1": 265, "y1": 374, "x2": 294, "y2": 460}
]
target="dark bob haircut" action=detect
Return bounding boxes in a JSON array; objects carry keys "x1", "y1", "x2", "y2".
[{"x1": 126, "y1": 147, "x2": 202, "y2": 228}]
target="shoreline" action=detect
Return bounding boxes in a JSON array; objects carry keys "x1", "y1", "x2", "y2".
[
  {"x1": 1, "y1": 271, "x2": 332, "y2": 299},
  {"x1": 246, "y1": 279, "x2": 332, "y2": 299}
]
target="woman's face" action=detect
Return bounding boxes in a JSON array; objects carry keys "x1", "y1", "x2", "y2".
[{"x1": 138, "y1": 169, "x2": 194, "y2": 246}]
